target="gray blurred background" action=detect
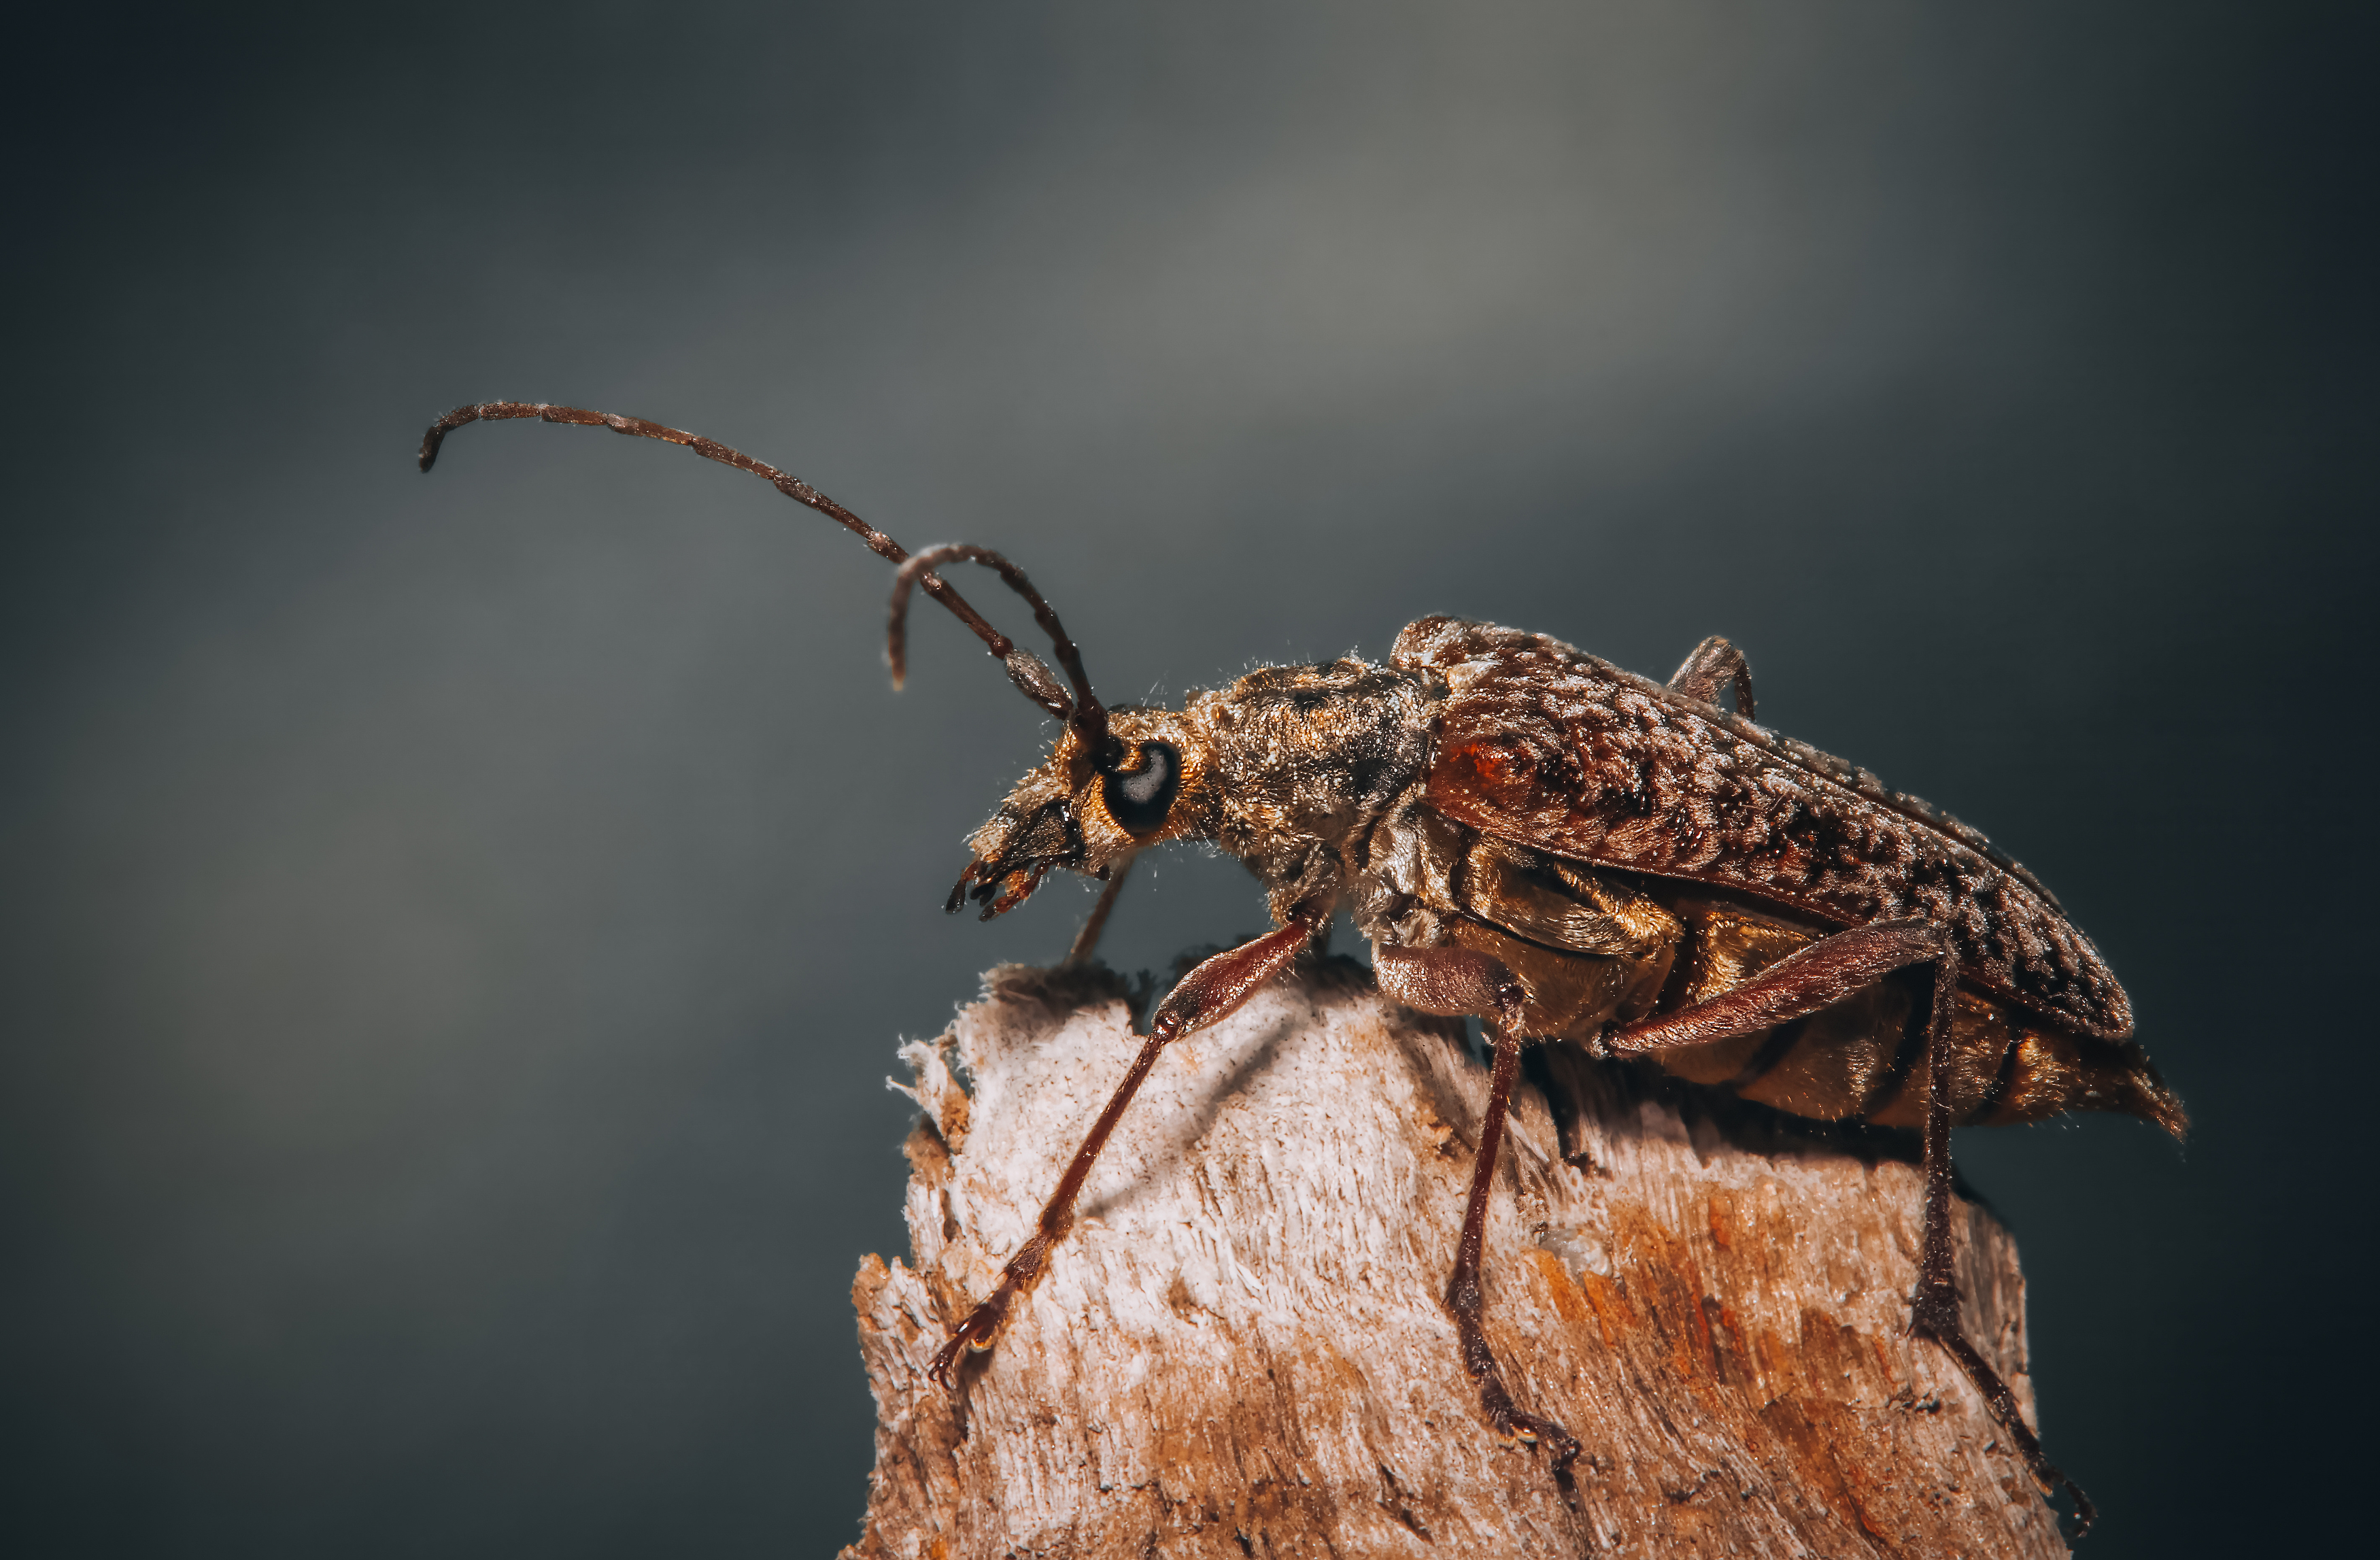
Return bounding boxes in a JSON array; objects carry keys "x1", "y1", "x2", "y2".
[{"x1": 3, "y1": 3, "x2": 2370, "y2": 1554}]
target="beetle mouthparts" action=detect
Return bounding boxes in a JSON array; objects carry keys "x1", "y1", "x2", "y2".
[{"x1": 947, "y1": 858, "x2": 1053, "y2": 921}]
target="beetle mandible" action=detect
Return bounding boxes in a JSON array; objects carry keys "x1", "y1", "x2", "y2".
[{"x1": 420, "y1": 401, "x2": 2184, "y2": 1537}]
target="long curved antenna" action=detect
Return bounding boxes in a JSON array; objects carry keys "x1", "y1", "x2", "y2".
[
  {"x1": 890, "y1": 545, "x2": 1112, "y2": 758},
  {"x1": 418, "y1": 402, "x2": 1085, "y2": 722}
]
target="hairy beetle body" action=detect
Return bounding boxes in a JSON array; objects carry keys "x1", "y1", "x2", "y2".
[{"x1": 964, "y1": 618, "x2": 2181, "y2": 1146}]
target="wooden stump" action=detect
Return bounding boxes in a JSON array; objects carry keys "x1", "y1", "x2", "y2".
[{"x1": 844, "y1": 958, "x2": 2069, "y2": 1558}]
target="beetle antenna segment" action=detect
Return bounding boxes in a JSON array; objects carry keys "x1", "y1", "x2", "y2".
[
  {"x1": 889, "y1": 545, "x2": 1112, "y2": 754},
  {"x1": 416, "y1": 402, "x2": 1044, "y2": 711}
]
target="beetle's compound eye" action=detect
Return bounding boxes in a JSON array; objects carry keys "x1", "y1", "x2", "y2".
[{"x1": 1100, "y1": 741, "x2": 1180, "y2": 838}]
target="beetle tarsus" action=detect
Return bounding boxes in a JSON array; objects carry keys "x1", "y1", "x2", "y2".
[{"x1": 928, "y1": 1276, "x2": 1025, "y2": 1388}]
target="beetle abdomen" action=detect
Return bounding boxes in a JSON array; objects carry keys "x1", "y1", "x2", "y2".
[{"x1": 1649, "y1": 892, "x2": 2183, "y2": 1135}]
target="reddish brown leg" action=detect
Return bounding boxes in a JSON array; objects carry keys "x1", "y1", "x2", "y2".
[
  {"x1": 1907, "y1": 963, "x2": 2097, "y2": 1538},
  {"x1": 1063, "y1": 852, "x2": 1136, "y2": 966},
  {"x1": 1374, "y1": 945, "x2": 1581, "y2": 1473},
  {"x1": 928, "y1": 902, "x2": 1327, "y2": 1387},
  {"x1": 1603, "y1": 917, "x2": 1945, "y2": 1055},
  {"x1": 1667, "y1": 634, "x2": 1756, "y2": 720},
  {"x1": 1450, "y1": 1010, "x2": 1584, "y2": 1474},
  {"x1": 1607, "y1": 919, "x2": 2094, "y2": 1536}
]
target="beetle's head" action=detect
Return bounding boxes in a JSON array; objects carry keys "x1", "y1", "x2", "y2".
[
  {"x1": 872, "y1": 541, "x2": 1215, "y2": 920},
  {"x1": 947, "y1": 707, "x2": 1212, "y2": 919}
]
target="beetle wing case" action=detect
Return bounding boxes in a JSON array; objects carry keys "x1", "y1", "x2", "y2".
[{"x1": 1391, "y1": 616, "x2": 2133, "y2": 1044}]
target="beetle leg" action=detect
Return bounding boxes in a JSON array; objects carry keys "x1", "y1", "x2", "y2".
[
  {"x1": 1909, "y1": 960, "x2": 2099, "y2": 1539},
  {"x1": 1667, "y1": 634, "x2": 1756, "y2": 721},
  {"x1": 928, "y1": 901, "x2": 1327, "y2": 1388},
  {"x1": 1062, "y1": 851, "x2": 1137, "y2": 966},
  {"x1": 1372, "y1": 945, "x2": 1582, "y2": 1473},
  {"x1": 1603, "y1": 917, "x2": 1945, "y2": 1055},
  {"x1": 1449, "y1": 1008, "x2": 1584, "y2": 1476},
  {"x1": 1605, "y1": 920, "x2": 2095, "y2": 1537},
  {"x1": 1374, "y1": 942, "x2": 1513, "y2": 1018}
]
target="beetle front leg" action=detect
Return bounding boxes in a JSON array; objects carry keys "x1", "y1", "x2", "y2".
[
  {"x1": 928, "y1": 901, "x2": 1328, "y2": 1387},
  {"x1": 1605, "y1": 921, "x2": 2094, "y2": 1536}
]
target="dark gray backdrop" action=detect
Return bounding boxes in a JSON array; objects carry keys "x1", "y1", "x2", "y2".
[{"x1": 5, "y1": 3, "x2": 2371, "y2": 1555}]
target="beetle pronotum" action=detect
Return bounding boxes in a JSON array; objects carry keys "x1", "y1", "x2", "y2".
[{"x1": 420, "y1": 401, "x2": 2183, "y2": 1537}]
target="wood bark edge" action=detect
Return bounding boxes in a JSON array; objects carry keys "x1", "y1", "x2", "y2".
[{"x1": 841, "y1": 958, "x2": 2069, "y2": 1559}]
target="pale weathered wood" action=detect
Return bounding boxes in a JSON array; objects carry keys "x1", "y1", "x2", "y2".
[{"x1": 844, "y1": 958, "x2": 2069, "y2": 1559}]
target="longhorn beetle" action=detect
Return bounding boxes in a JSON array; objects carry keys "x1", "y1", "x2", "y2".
[{"x1": 420, "y1": 401, "x2": 2183, "y2": 1537}]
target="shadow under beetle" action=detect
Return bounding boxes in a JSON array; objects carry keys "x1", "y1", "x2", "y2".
[{"x1": 421, "y1": 401, "x2": 2184, "y2": 1538}]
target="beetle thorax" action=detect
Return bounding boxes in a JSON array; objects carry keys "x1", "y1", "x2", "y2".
[{"x1": 1181, "y1": 658, "x2": 1440, "y2": 915}]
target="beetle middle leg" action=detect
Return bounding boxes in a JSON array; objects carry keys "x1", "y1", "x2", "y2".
[
  {"x1": 1605, "y1": 919, "x2": 2094, "y2": 1535},
  {"x1": 928, "y1": 901, "x2": 1328, "y2": 1386},
  {"x1": 1375, "y1": 945, "x2": 1582, "y2": 1474},
  {"x1": 1455, "y1": 1017, "x2": 1585, "y2": 1474}
]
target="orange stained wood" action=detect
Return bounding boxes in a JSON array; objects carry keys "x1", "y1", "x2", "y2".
[
  {"x1": 1574, "y1": 1270, "x2": 1624, "y2": 1349},
  {"x1": 1707, "y1": 1191, "x2": 1736, "y2": 1249},
  {"x1": 1524, "y1": 1247, "x2": 1592, "y2": 1327}
]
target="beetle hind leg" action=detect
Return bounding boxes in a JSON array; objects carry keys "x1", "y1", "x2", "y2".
[
  {"x1": 1606, "y1": 921, "x2": 2096, "y2": 1537},
  {"x1": 1907, "y1": 961, "x2": 2098, "y2": 1538}
]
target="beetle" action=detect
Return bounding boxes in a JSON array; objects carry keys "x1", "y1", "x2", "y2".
[{"x1": 420, "y1": 401, "x2": 2183, "y2": 1537}]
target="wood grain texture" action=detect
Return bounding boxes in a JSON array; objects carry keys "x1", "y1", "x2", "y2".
[{"x1": 843, "y1": 961, "x2": 2070, "y2": 1559}]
